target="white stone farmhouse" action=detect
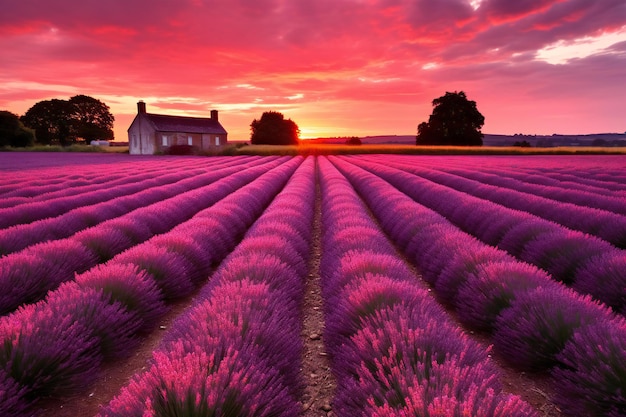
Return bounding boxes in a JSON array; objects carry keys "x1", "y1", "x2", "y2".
[{"x1": 128, "y1": 101, "x2": 227, "y2": 155}]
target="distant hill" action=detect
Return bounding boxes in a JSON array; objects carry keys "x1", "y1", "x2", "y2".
[{"x1": 304, "y1": 133, "x2": 626, "y2": 147}]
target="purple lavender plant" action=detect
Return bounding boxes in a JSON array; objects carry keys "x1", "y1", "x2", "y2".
[
  {"x1": 497, "y1": 218, "x2": 557, "y2": 257},
  {"x1": 494, "y1": 286, "x2": 615, "y2": 371},
  {"x1": 74, "y1": 225, "x2": 135, "y2": 263},
  {"x1": 99, "y1": 342, "x2": 300, "y2": 417},
  {"x1": 435, "y1": 245, "x2": 512, "y2": 306},
  {"x1": 114, "y1": 243, "x2": 195, "y2": 300},
  {"x1": 0, "y1": 253, "x2": 52, "y2": 315},
  {"x1": 324, "y1": 276, "x2": 436, "y2": 357},
  {"x1": 552, "y1": 320, "x2": 626, "y2": 416},
  {"x1": 76, "y1": 263, "x2": 168, "y2": 332},
  {"x1": 45, "y1": 283, "x2": 142, "y2": 359},
  {"x1": 150, "y1": 233, "x2": 212, "y2": 285},
  {"x1": 0, "y1": 303, "x2": 101, "y2": 400},
  {"x1": 574, "y1": 252, "x2": 626, "y2": 315},
  {"x1": 520, "y1": 230, "x2": 612, "y2": 284},
  {"x1": 456, "y1": 261, "x2": 554, "y2": 332}
]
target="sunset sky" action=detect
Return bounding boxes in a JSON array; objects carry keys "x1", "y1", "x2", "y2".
[{"x1": 1, "y1": 0, "x2": 625, "y2": 141}]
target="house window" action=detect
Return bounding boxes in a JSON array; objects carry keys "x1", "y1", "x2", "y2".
[
  {"x1": 162, "y1": 135, "x2": 168, "y2": 146},
  {"x1": 187, "y1": 136, "x2": 193, "y2": 146},
  {"x1": 215, "y1": 136, "x2": 220, "y2": 146}
]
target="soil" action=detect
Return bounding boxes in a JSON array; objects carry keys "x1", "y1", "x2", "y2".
[{"x1": 36, "y1": 174, "x2": 561, "y2": 417}]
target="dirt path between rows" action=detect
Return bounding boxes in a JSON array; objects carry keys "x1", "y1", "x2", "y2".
[{"x1": 299, "y1": 175, "x2": 337, "y2": 417}]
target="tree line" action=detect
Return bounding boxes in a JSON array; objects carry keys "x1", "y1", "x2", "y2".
[
  {"x1": 0, "y1": 95, "x2": 114, "y2": 147},
  {"x1": 251, "y1": 91, "x2": 485, "y2": 147},
  {"x1": 1, "y1": 90, "x2": 485, "y2": 148}
]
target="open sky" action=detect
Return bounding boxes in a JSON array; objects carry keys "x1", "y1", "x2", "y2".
[{"x1": 1, "y1": 0, "x2": 625, "y2": 141}]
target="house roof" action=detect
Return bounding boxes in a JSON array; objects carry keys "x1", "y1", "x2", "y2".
[{"x1": 144, "y1": 113, "x2": 227, "y2": 135}]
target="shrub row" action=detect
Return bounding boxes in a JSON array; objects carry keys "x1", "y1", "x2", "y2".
[
  {"x1": 0, "y1": 157, "x2": 287, "y2": 315},
  {"x1": 318, "y1": 157, "x2": 537, "y2": 416},
  {"x1": 0, "y1": 156, "x2": 271, "y2": 255},
  {"x1": 451, "y1": 158, "x2": 626, "y2": 198},
  {"x1": 375, "y1": 156, "x2": 626, "y2": 246},
  {"x1": 0, "y1": 157, "x2": 302, "y2": 415},
  {"x1": 0, "y1": 157, "x2": 243, "y2": 228},
  {"x1": 346, "y1": 156, "x2": 626, "y2": 314},
  {"x1": 0, "y1": 156, "x2": 217, "y2": 208},
  {"x1": 331, "y1": 156, "x2": 626, "y2": 416},
  {"x1": 98, "y1": 156, "x2": 315, "y2": 416}
]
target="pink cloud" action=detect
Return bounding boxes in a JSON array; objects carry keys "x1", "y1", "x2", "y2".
[{"x1": 1, "y1": 0, "x2": 624, "y2": 141}]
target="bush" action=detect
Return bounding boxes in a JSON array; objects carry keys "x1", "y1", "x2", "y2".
[
  {"x1": 574, "y1": 253, "x2": 626, "y2": 315},
  {"x1": 493, "y1": 286, "x2": 615, "y2": 371},
  {"x1": 114, "y1": 244, "x2": 195, "y2": 300},
  {"x1": 552, "y1": 320, "x2": 626, "y2": 416},
  {"x1": 456, "y1": 262, "x2": 553, "y2": 332},
  {"x1": 0, "y1": 303, "x2": 101, "y2": 400},
  {"x1": 435, "y1": 245, "x2": 512, "y2": 306},
  {"x1": 166, "y1": 144, "x2": 195, "y2": 155},
  {"x1": 76, "y1": 264, "x2": 168, "y2": 333}
]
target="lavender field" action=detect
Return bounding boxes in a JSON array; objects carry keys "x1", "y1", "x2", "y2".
[{"x1": 0, "y1": 153, "x2": 625, "y2": 416}]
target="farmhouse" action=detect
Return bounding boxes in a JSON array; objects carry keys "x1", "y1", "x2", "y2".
[{"x1": 128, "y1": 101, "x2": 227, "y2": 155}]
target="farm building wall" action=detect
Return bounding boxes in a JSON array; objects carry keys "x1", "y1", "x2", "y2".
[{"x1": 128, "y1": 114, "x2": 156, "y2": 155}]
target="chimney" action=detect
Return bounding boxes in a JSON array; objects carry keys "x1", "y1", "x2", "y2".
[
  {"x1": 137, "y1": 101, "x2": 146, "y2": 114},
  {"x1": 210, "y1": 110, "x2": 218, "y2": 121}
]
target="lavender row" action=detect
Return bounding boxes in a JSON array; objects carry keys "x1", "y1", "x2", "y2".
[
  {"x1": 474, "y1": 160, "x2": 626, "y2": 194},
  {"x1": 364, "y1": 155, "x2": 626, "y2": 245},
  {"x1": 0, "y1": 157, "x2": 288, "y2": 316},
  {"x1": 0, "y1": 156, "x2": 260, "y2": 229},
  {"x1": 0, "y1": 156, "x2": 303, "y2": 416},
  {"x1": 318, "y1": 157, "x2": 537, "y2": 416},
  {"x1": 0, "y1": 156, "x2": 273, "y2": 256},
  {"x1": 434, "y1": 159, "x2": 626, "y2": 215},
  {"x1": 99, "y1": 156, "x2": 315, "y2": 416},
  {"x1": 346, "y1": 156, "x2": 626, "y2": 314},
  {"x1": 0, "y1": 156, "x2": 239, "y2": 209},
  {"x1": 408, "y1": 155, "x2": 626, "y2": 195},
  {"x1": 331, "y1": 156, "x2": 626, "y2": 416},
  {"x1": 0, "y1": 158, "x2": 169, "y2": 201},
  {"x1": 0, "y1": 154, "x2": 205, "y2": 195}
]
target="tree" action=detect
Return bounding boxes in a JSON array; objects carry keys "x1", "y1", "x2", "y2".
[
  {"x1": 0, "y1": 111, "x2": 35, "y2": 147},
  {"x1": 69, "y1": 95, "x2": 114, "y2": 142},
  {"x1": 345, "y1": 136, "x2": 362, "y2": 145},
  {"x1": 416, "y1": 91, "x2": 484, "y2": 146},
  {"x1": 21, "y1": 99, "x2": 76, "y2": 145},
  {"x1": 250, "y1": 111, "x2": 300, "y2": 145},
  {"x1": 20, "y1": 95, "x2": 114, "y2": 146}
]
